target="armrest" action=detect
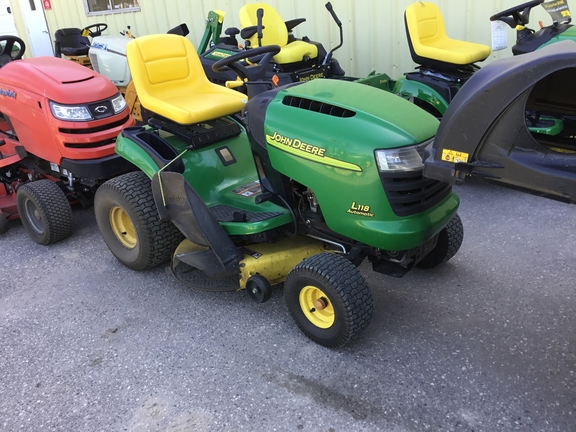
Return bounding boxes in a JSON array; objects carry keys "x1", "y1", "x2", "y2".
[
  {"x1": 285, "y1": 18, "x2": 306, "y2": 32},
  {"x1": 241, "y1": 25, "x2": 258, "y2": 40}
]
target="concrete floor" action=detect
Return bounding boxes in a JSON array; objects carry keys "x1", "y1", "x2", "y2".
[{"x1": 1, "y1": 179, "x2": 574, "y2": 431}]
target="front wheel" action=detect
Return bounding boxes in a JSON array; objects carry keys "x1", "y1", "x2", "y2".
[
  {"x1": 284, "y1": 253, "x2": 374, "y2": 348},
  {"x1": 416, "y1": 213, "x2": 464, "y2": 269},
  {"x1": 94, "y1": 171, "x2": 183, "y2": 271},
  {"x1": 16, "y1": 180, "x2": 73, "y2": 245}
]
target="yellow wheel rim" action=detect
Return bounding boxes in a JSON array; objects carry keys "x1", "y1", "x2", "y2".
[
  {"x1": 299, "y1": 285, "x2": 335, "y2": 329},
  {"x1": 109, "y1": 206, "x2": 137, "y2": 249}
]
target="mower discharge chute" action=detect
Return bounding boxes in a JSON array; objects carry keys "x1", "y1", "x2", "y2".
[
  {"x1": 0, "y1": 35, "x2": 135, "y2": 243},
  {"x1": 424, "y1": 40, "x2": 576, "y2": 204},
  {"x1": 94, "y1": 34, "x2": 463, "y2": 348}
]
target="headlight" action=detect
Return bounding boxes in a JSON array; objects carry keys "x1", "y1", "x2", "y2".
[
  {"x1": 111, "y1": 93, "x2": 127, "y2": 114},
  {"x1": 375, "y1": 138, "x2": 433, "y2": 173},
  {"x1": 49, "y1": 101, "x2": 92, "y2": 121}
]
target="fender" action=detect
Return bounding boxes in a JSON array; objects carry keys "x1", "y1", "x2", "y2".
[
  {"x1": 115, "y1": 128, "x2": 184, "y2": 179},
  {"x1": 392, "y1": 77, "x2": 450, "y2": 116}
]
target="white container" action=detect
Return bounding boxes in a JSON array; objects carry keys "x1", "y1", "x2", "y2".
[{"x1": 89, "y1": 35, "x2": 132, "y2": 87}]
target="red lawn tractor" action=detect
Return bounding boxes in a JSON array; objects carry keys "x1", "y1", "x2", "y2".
[{"x1": 0, "y1": 35, "x2": 135, "y2": 244}]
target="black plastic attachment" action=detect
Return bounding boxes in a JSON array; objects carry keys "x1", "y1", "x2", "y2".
[
  {"x1": 424, "y1": 41, "x2": 576, "y2": 204},
  {"x1": 152, "y1": 171, "x2": 243, "y2": 278}
]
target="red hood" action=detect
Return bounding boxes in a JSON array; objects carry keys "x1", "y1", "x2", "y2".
[{"x1": 0, "y1": 56, "x2": 118, "y2": 103}]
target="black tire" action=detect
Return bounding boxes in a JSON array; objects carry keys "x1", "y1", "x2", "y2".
[
  {"x1": 16, "y1": 180, "x2": 73, "y2": 245},
  {"x1": 416, "y1": 213, "x2": 464, "y2": 269},
  {"x1": 94, "y1": 171, "x2": 184, "y2": 271},
  {"x1": 284, "y1": 253, "x2": 374, "y2": 348}
]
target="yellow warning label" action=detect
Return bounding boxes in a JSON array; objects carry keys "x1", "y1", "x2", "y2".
[{"x1": 441, "y1": 149, "x2": 469, "y2": 164}]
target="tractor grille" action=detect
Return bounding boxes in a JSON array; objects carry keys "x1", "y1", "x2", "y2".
[
  {"x1": 380, "y1": 170, "x2": 452, "y2": 217},
  {"x1": 89, "y1": 53, "x2": 100, "y2": 73},
  {"x1": 59, "y1": 115, "x2": 130, "y2": 134},
  {"x1": 282, "y1": 96, "x2": 356, "y2": 118},
  {"x1": 64, "y1": 137, "x2": 116, "y2": 149}
]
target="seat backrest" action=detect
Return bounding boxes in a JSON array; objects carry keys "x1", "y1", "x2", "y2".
[
  {"x1": 127, "y1": 34, "x2": 247, "y2": 124},
  {"x1": 127, "y1": 34, "x2": 211, "y2": 107},
  {"x1": 405, "y1": 2, "x2": 447, "y2": 50},
  {"x1": 54, "y1": 27, "x2": 90, "y2": 57},
  {"x1": 55, "y1": 28, "x2": 90, "y2": 49},
  {"x1": 239, "y1": 3, "x2": 288, "y2": 48}
]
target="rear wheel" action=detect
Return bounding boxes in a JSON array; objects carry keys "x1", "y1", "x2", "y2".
[
  {"x1": 16, "y1": 180, "x2": 73, "y2": 245},
  {"x1": 94, "y1": 171, "x2": 183, "y2": 271},
  {"x1": 284, "y1": 253, "x2": 374, "y2": 348},
  {"x1": 416, "y1": 213, "x2": 464, "y2": 269}
]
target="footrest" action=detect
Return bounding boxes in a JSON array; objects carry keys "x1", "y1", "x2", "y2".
[
  {"x1": 148, "y1": 117, "x2": 241, "y2": 149},
  {"x1": 210, "y1": 205, "x2": 283, "y2": 223}
]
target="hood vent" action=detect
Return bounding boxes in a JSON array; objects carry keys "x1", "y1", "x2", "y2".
[
  {"x1": 62, "y1": 76, "x2": 95, "y2": 84},
  {"x1": 282, "y1": 95, "x2": 356, "y2": 118}
]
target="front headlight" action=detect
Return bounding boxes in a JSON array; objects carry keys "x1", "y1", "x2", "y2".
[
  {"x1": 49, "y1": 101, "x2": 92, "y2": 121},
  {"x1": 111, "y1": 93, "x2": 127, "y2": 114},
  {"x1": 375, "y1": 138, "x2": 433, "y2": 173}
]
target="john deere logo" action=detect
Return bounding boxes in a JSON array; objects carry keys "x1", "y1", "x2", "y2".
[
  {"x1": 95, "y1": 106, "x2": 108, "y2": 113},
  {"x1": 266, "y1": 131, "x2": 362, "y2": 172}
]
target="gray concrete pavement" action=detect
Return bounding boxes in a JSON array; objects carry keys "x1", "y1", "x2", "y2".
[{"x1": 1, "y1": 179, "x2": 575, "y2": 431}]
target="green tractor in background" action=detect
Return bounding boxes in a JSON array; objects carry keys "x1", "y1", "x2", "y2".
[{"x1": 93, "y1": 35, "x2": 463, "y2": 348}]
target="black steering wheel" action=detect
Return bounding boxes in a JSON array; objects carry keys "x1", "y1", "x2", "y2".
[
  {"x1": 0, "y1": 35, "x2": 26, "y2": 68},
  {"x1": 212, "y1": 45, "x2": 281, "y2": 82},
  {"x1": 83, "y1": 23, "x2": 108, "y2": 37},
  {"x1": 490, "y1": 0, "x2": 544, "y2": 28}
]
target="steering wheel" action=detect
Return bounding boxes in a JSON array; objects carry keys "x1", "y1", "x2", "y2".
[
  {"x1": 83, "y1": 23, "x2": 108, "y2": 37},
  {"x1": 212, "y1": 45, "x2": 281, "y2": 82},
  {"x1": 490, "y1": 0, "x2": 544, "y2": 28},
  {"x1": 0, "y1": 35, "x2": 26, "y2": 68}
]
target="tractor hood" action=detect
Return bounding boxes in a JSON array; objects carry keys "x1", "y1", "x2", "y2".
[
  {"x1": 0, "y1": 57, "x2": 118, "y2": 104},
  {"x1": 246, "y1": 79, "x2": 439, "y2": 156},
  {"x1": 424, "y1": 40, "x2": 576, "y2": 204}
]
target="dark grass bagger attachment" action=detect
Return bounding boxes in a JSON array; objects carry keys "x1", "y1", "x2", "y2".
[{"x1": 424, "y1": 40, "x2": 576, "y2": 204}]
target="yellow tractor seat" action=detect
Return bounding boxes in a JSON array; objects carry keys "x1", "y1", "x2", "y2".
[
  {"x1": 126, "y1": 34, "x2": 247, "y2": 125},
  {"x1": 239, "y1": 3, "x2": 318, "y2": 65},
  {"x1": 405, "y1": 2, "x2": 491, "y2": 68}
]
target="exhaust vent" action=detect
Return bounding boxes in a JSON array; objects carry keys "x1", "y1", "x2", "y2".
[{"x1": 282, "y1": 96, "x2": 356, "y2": 118}]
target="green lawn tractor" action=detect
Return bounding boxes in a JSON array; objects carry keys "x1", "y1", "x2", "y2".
[
  {"x1": 199, "y1": 3, "x2": 348, "y2": 87},
  {"x1": 93, "y1": 35, "x2": 462, "y2": 348},
  {"x1": 393, "y1": 0, "x2": 574, "y2": 122}
]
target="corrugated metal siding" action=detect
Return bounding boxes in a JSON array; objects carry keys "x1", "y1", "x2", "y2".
[{"x1": 36, "y1": 0, "x2": 561, "y2": 78}]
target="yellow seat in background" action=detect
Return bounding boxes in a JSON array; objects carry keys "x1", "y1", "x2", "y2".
[
  {"x1": 239, "y1": 3, "x2": 318, "y2": 65},
  {"x1": 405, "y1": 2, "x2": 491, "y2": 66}
]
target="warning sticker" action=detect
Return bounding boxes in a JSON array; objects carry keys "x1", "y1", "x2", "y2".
[
  {"x1": 232, "y1": 180, "x2": 261, "y2": 197},
  {"x1": 442, "y1": 149, "x2": 469, "y2": 164},
  {"x1": 542, "y1": 0, "x2": 571, "y2": 23}
]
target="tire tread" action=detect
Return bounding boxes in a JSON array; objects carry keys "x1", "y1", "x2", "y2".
[
  {"x1": 96, "y1": 171, "x2": 183, "y2": 270},
  {"x1": 16, "y1": 180, "x2": 73, "y2": 245}
]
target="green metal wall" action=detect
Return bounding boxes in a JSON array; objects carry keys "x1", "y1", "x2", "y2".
[{"x1": 16, "y1": 0, "x2": 562, "y2": 78}]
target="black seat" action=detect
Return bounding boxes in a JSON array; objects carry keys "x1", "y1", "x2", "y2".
[{"x1": 54, "y1": 28, "x2": 90, "y2": 57}]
